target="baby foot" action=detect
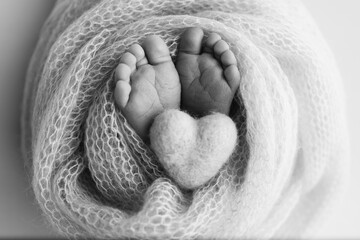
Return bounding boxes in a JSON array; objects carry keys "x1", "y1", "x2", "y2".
[
  {"x1": 176, "y1": 27, "x2": 240, "y2": 117},
  {"x1": 114, "y1": 36, "x2": 180, "y2": 141}
]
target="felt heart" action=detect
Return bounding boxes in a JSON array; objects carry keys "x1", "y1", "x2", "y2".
[{"x1": 150, "y1": 109, "x2": 237, "y2": 189}]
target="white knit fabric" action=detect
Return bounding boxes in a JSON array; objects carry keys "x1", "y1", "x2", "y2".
[{"x1": 21, "y1": 0, "x2": 349, "y2": 239}]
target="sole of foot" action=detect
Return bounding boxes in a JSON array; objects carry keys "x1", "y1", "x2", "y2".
[
  {"x1": 176, "y1": 27, "x2": 241, "y2": 117},
  {"x1": 114, "y1": 35, "x2": 180, "y2": 141}
]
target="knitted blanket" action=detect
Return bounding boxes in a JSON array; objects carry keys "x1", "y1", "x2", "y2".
[{"x1": 22, "y1": 0, "x2": 349, "y2": 239}]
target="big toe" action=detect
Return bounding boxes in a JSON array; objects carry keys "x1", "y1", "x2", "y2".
[
  {"x1": 178, "y1": 27, "x2": 204, "y2": 55},
  {"x1": 142, "y1": 35, "x2": 172, "y2": 65}
]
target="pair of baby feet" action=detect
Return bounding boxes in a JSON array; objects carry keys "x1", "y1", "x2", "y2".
[{"x1": 114, "y1": 27, "x2": 240, "y2": 141}]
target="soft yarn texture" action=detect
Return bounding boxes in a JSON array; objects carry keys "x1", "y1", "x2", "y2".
[
  {"x1": 150, "y1": 109, "x2": 238, "y2": 189},
  {"x1": 22, "y1": 0, "x2": 349, "y2": 239}
]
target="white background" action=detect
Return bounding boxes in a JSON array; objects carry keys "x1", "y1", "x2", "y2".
[{"x1": 0, "y1": 0, "x2": 358, "y2": 238}]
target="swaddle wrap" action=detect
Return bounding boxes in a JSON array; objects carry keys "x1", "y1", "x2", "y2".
[{"x1": 22, "y1": 0, "x2": 349, "y2": 239}]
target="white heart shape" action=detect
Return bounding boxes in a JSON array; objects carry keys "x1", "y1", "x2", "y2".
[{"x1": 150, "y1": 109, "x2": 237, "y2": 189}]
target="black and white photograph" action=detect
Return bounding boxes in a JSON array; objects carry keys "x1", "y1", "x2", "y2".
[{"x1": 0, "y1": 0, "x2": 358, "y2": 239}]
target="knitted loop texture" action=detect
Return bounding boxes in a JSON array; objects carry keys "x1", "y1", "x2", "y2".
[{"x1": 22, "y1": 0, "x2": 349, "y2": 239}]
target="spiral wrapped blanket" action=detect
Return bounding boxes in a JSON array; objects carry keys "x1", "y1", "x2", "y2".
[{"x1": 22, "y1": 0, "x2": 349, "y2": 239}]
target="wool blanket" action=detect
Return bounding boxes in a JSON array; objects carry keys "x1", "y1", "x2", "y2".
[{"x1": 22, "y1": 0, "x2": 349, "y2": 239}]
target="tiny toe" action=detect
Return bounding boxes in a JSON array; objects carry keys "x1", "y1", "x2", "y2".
[
  {"x1": 178, "y1": 27, "x2": 204, "y2": 55},
  {"x1": 115, "y1": 80, "x2": 132, "y2": 108},
  {"x1": 220, "y1": 50, "x2": 237, "y2": 68},
  {"x1": 224, "y1": 65, "x2": 241, "y2": 90},
  {"x1": 119, "y1": 52, "x2": 137, "y2": 72},
  {"x1": 128, "y1": 44, "x2": 148, "y2": 67},
  {"x1": 115, "y1": 63, "x2": 131, "y2": 83},
  {"x1": 214, "y1": 40, "x2": 230, "y2": 60},
  {"x1": 203, "y1": 33, "x2": 221, "y2": 53},
  {"x1": 142, "y1": 35, "x2": 172, "y2": 65}
]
